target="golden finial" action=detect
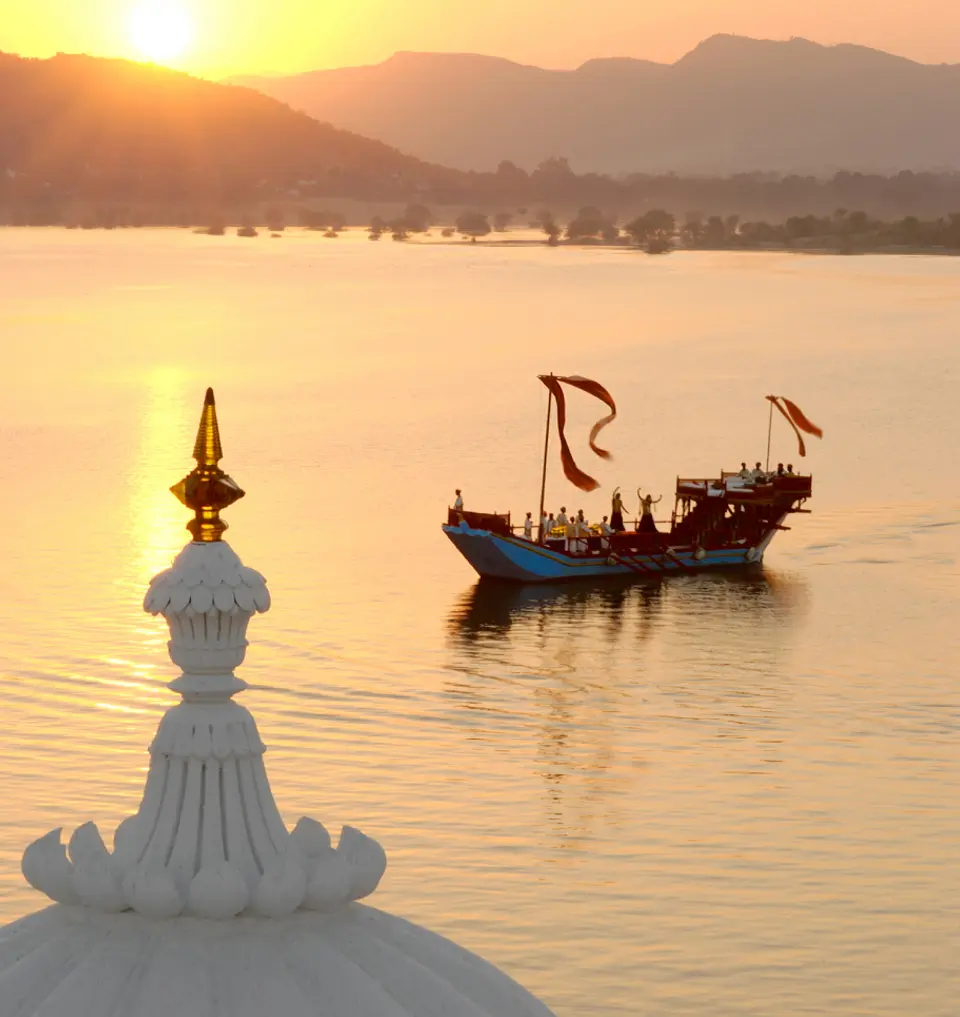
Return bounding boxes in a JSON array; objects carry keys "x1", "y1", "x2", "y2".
[{"x1": 171, "y1": 388, "x2": 245, "y2": 542}]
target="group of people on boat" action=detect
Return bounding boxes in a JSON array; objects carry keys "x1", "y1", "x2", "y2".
[
  {"x1": 532, "y1": 488, "x2": 664, "y2": 551},
  {"x1": 452, "y1": 485, "x2": 665, "y2": 554},
  {"x1": 737, "y1": 461, "x2": 796, "y2": 483}
]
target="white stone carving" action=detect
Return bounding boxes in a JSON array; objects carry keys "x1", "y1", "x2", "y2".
[{"x1": 21, "y1": 540, "x2": 387, "y2": 921}]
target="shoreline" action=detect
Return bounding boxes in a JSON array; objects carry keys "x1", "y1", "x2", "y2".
[{"x1": 2, "y1": 224, "x2": 958, "y2": 258}]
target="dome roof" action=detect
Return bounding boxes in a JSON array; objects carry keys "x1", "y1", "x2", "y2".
[
  {"x1": 0, "y1": 904, "x2": 554, "y2": 1017},
  {"x1": 1, "y1": 390, "x2": 557, "y2": 1017}
]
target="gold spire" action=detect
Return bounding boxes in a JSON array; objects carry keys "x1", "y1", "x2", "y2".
[{"x1": 171, "y1": 388, "x2": 245, "y2": 542}]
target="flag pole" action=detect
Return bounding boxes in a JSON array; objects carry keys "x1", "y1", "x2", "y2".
[
  {"x1": 537, "y1": 376, "x2": 553, "y2": 542},
  {"x1": 765, "y1": 395, "x2": 774, "y2": 472}
]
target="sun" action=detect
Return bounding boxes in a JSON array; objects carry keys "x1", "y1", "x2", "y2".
[{"x1": 128, "y1": 2, "x2": 195, "y2": 64}]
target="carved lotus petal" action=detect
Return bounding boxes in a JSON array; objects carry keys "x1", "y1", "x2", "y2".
[
  {"x1": 112, "y1": 814, "x2": 142, "y2": 865},
  {"x1": 252, "y1": 585, "x2": 271, "y2": 612},
  {"x1": 240, "y1": 567, "x2": 265, "y2": 586},
  {"x1": 251, "y1": 854, "x2": 308, "y2": 917},
  {"x1": 234, "y1": 585, "x2": 255, "y2": 612},
  {"x1": 123, "y1": 863, "x2": 184, "y2": 919},
  {"x1": 168, "y1": 585, "x2": 191, "y2": 613},
  {"x1": 188, "y1": 861, "x2": 249, "y2": 918},
  {"x1": 68, "y1": 822, "x2": 111, "y2": 867},
  {"x1": 143, "y1": 585, "x2": 171, "y2": 613},
  {"x1": 302, "y1": 849, "x2": 353, "y2": 913},
  {"x1": 21, "y1": 828, "x2": 80, "y2": 905},
  {"x1": 182, "y1": 569, "x2": 204, "y2": 589},
  {"x1": 290, "y1": 816, "x2": 332, "y2": 859},
  {"x1": 190, "y1": 585, "x2": 214, "y2": 614},
  {"x1": 338, "y1": 825, "x2": 388, "y2": 900},
  {"x1": 73, "y1": 855, "x2": 126, "y2": 912},
  {"x1": 213, "y1": 584, "x2": 235, "y2": 612}
]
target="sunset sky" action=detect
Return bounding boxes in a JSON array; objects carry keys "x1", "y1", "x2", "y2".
[{"x1": 7, "y1": 0, "x2": 960, "y2": 78}]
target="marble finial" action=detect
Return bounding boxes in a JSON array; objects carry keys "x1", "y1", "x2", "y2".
[{"x1": 21, "y1": 391, "x2": 387, "y2": 921}]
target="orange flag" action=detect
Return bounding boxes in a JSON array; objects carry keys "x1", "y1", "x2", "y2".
[
  {"x1": 540, "y1": 375, "x2": 617, "y2": 491},
  {"x1": 780, "y1": 397, "x2": 823, "y2": 439},
  {"x1": 766, "y1": 395, "x2": 823, "y2": 458}
]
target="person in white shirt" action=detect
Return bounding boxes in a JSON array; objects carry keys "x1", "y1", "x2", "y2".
[
  {"x1": 540, "y1": 511, "x2": 550, "y2": 541},
  {"x1": 556, "y1": 506, "x2": 568, "y2": 528},
  {"x1": 738, "y1": 462, "x2": 751, "y2": 480},
  {"x1": 453, "y1": 489, "x2": 464, "y2": 512},
  {"x1": 598, "y1": 515, "x2": 613, "y2": 549},
  {"x1": 523, "y1": 512, "x2": 533, "y2": 540},
  {"x1": 750, "y1": 462, "x2": 765, "y2": 482},
  {"x1": 577, "y1": 509, "x2": 588, "y2": 528}
]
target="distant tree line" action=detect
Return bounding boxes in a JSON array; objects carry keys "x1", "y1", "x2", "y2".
[{"x1": 370, "y1": 205, "x2": 960, "y2": 253}]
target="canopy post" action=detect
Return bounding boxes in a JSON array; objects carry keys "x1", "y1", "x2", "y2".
[
  {"x1": 537, "y1": 376, "x2": 553, "y2": 541},
  {"x1": 765, "y1": 396, "x2": 774, "y2": 472}
]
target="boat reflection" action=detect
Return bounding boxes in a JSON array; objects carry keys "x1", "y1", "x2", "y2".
[
  {"x1": 448, "y1": 569, "x2": 804, "y2": 647},
  {"x1": 443, "y1": 571, "x2": 809, "y2": 844}
]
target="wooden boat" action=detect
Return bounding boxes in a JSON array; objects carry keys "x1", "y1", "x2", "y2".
[{"x1": 443, "y1": 378, "x2": 819, "y2": 583}]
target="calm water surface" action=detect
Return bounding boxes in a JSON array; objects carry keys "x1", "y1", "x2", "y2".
[{"x1": 0, "y1": 230, "x2": 957, "y2": 1016}]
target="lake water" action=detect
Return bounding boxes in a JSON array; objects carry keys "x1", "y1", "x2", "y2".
[{"x1": 0, "y1": 229, "x2": 957, "y2": 1016}]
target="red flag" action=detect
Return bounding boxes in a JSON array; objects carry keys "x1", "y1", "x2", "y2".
[
  {"x1": 766, "y1": 395, "x2": 807, "y2": 457},
  {"x1": 780, "y1": 398, "x2": 823, "y2": 439},
  {"x1": 539, "y1": 374, "x2": 617, "y2": 491}
]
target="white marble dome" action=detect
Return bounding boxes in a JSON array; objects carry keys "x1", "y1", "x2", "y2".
[{"x1": 0, "y1": 904, "x2": 554, "y2": 1017}]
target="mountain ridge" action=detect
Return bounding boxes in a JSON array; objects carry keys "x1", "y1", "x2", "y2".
[{"x1": 230, "y1": 35, "x2": 960, "y2": 174}]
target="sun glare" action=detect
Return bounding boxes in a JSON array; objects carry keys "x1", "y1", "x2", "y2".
[{"x1": 128, "y1": 2, "x2": 194, "y2": 64}]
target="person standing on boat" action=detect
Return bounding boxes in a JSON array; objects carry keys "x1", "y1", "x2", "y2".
[
  {"x1": 556, "y1": 506, "x2": 568, "y2": 529},
  {"x1": 453, "y1": 489, "x2": 464, "y2": 514},
  {"x1": 564, "y1": 516, "x2": 579, "y2": 553},
  {"x1": 546, "y1": 512, "x2": 556, "y2": 538},
  {"x1": 540, "y1": 510, "x2": 550, "y2": 542},
  {"x1": 786, "y1": 463, "x2": 795, "y2": 475},
  {"x1": 577, "y1": 509, "x2": 588, "y2": 528},
  {"x1": 610, "y1": 488, "x2": 625, "y2": 532},
  {"x1": 739, "y1": 462, "x2": 752, "y2": 480},
  {"x1": 750, "y1": 462, "x2": 765, "y2": 483},
  {"x1": 523, "y1": 512, "x2": 533, "y2": 540},
  {"x1": 598, "y1": 515, "x2": 613, "y2": 549},
  {"x1": 638, "y1": 491, "x2": 662, "y2": 534}
]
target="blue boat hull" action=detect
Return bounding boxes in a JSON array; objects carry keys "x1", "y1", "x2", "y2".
[{"x1": 442, "y1": 522, "x2": 781, "y2": 583}]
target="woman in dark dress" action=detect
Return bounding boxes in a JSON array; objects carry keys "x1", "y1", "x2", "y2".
[
  {"x1": 610, "y1": 488, "x2": 625, "y2": 532},
  {"x1": 637, "y1": 490, "x2": 662, "y2": 533}
]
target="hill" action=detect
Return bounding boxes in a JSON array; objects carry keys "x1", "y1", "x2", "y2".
[
  {"x1": 0, "y1": 52, "x2": 459, "y2": 211},
  {"x1": 231, "y1": 36, "x2": 960, "y2": 174}
]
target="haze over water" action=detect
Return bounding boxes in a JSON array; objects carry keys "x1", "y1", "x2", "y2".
[{"x1": 0, "y1": 230, "x2": 957, "y2": 1016}]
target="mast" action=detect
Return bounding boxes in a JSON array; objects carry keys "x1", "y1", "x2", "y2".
[
  {"x1": 537, "y1": 375, "x2": 554, "y2": 541},
  {"x1": 765, "y1": 395, "x2": 774, "y2": 472}
]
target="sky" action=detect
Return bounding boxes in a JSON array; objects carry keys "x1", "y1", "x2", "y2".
[{"x1": 4, "y1": 0, "x2": 960, "y2": 78}]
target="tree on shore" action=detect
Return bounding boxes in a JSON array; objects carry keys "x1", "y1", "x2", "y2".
[
  {"x1": 401, "y1": 203, "x2": 432, "y2": 233},
  {"x1": 456, "y1": 210, "x2": 491, "y2": 239},
  {"x1": 493, "y1": 211, "x2": 513, "y2": 231},
  {"x1": 566, "y1": 205, "x2": 615, "y2": 241},
  {"x1": 623, "y1": 208, "x2": 674, "y2": 245}
]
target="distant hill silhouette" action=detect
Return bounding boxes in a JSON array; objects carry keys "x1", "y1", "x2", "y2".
[
  {"x1": 5, "y1": 49, "x2": 960, "y2": 227},
  {"x1": 231, "y1": 35, "x2": 960, "y2": 174},
  {"x1": 0, "y1": 52, "x2": 456, "y2": 207}
]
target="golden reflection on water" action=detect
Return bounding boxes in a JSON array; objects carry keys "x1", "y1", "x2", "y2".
[{"x1": 0, "y1": 233, "x2": 957, "y2": 1017}]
